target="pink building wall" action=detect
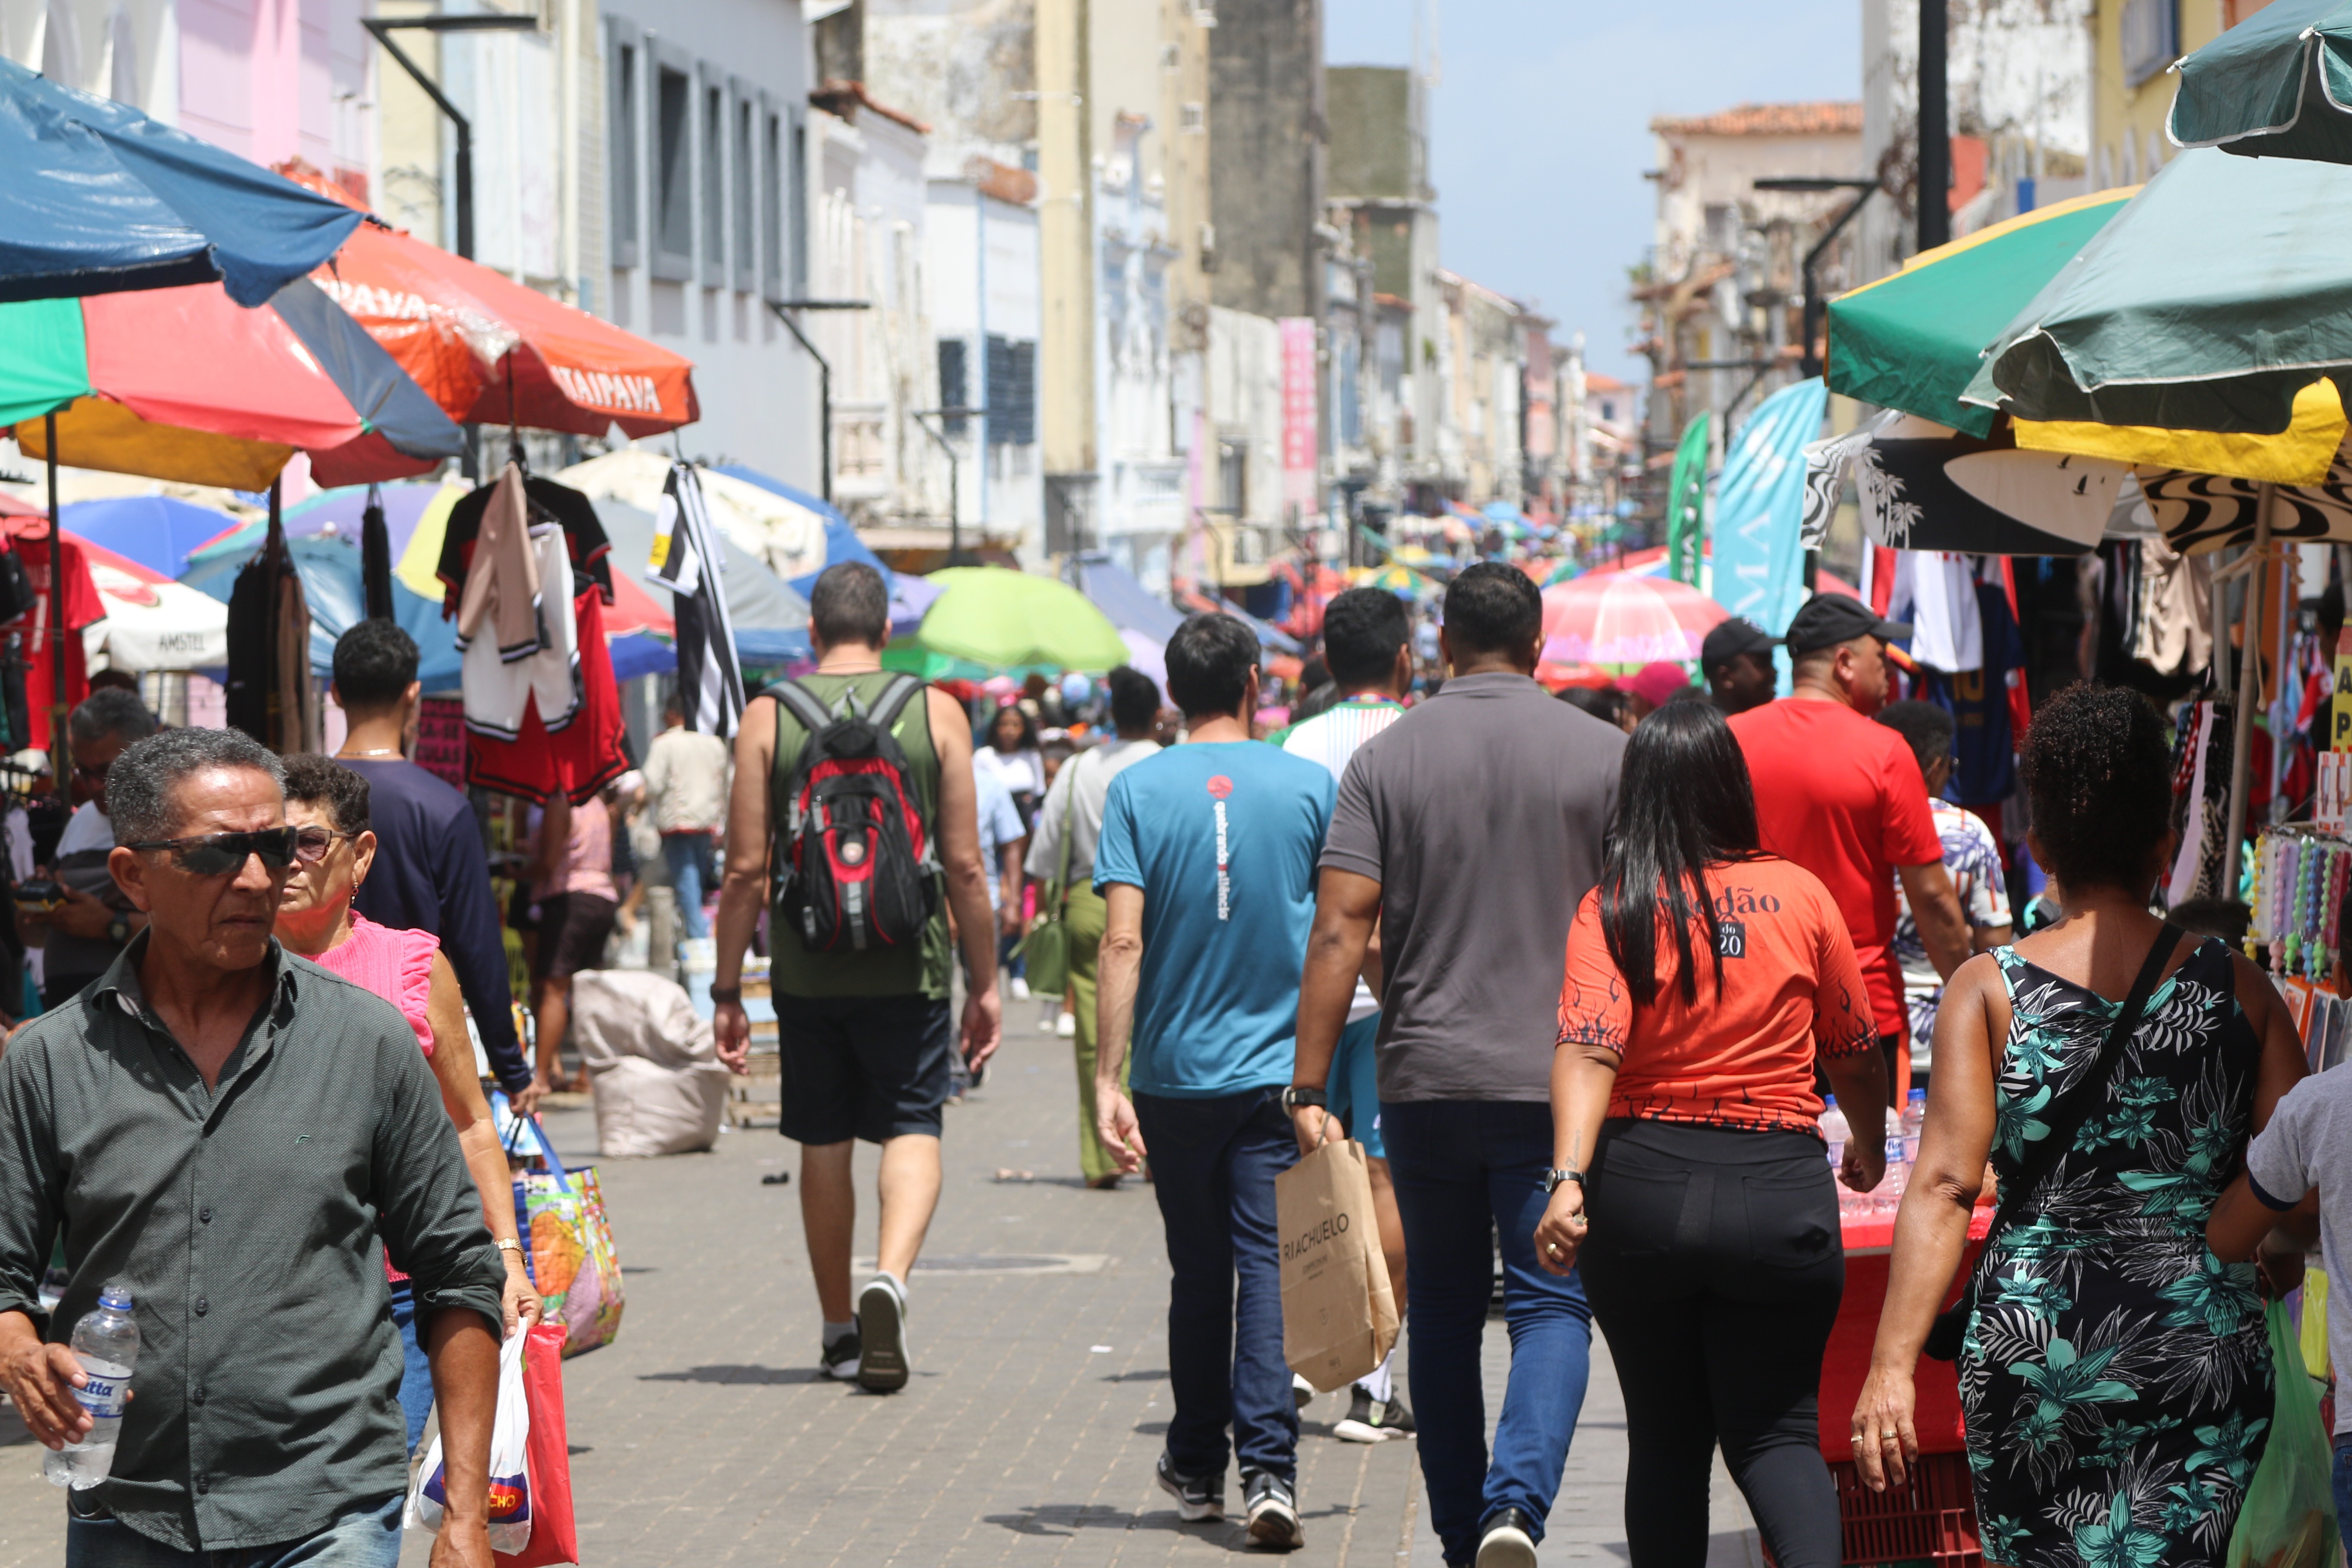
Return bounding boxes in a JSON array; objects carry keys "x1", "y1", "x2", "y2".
[{"x1": 177, "y1": 0, "x2": 370, "y2": 191}]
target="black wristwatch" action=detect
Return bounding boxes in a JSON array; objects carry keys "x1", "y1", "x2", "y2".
[
  {"x1": 107, "y1": 916, "x2": 129, "y2": 947},
  {"x1": 710, "y1": 985, "x2": 741, "y2": 1005},
  {"x1": 1279, "y1": 1084, "x2": 1327, "y2": 1113},
  {"x1": 1541, "y1": 1168, "x2": 1586, "y2": 1194}
]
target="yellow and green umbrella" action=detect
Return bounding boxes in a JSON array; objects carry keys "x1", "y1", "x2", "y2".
[{"x1": 897, "y1": 567, "x2": 1129, "y2": 673}]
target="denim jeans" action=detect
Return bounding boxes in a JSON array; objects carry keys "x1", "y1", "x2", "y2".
[
  {"x1": 2334, "y1": 1436, "x2": 2352, "y2": 1551},
  {"x1": 385, "y1": 1279, "x2": 434, "y2": 1455},
  {"x1": 66, "y1": 1492, "x2": 403, "y2": 1568},
  {"x1": 1382, "y1": 1099, "x2": 1593, "y2": 1567},
  {"x1": 661, "y1": 832, "x2": 714, "y2": 940},
  {"x1": 1132, "y1": 1086, "x2": 1301, "y2": 1487}
]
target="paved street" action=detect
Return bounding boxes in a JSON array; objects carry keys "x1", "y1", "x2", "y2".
[{"x1": 2, "y1": 1013, "x2": 1761, "y2": 1566}]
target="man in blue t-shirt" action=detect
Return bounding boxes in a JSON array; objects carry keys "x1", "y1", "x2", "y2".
[{"x1": 1093, "y1": 612, "x2": 1335, "y2": 1550}]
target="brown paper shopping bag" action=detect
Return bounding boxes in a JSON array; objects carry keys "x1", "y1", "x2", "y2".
[{"x1": 1275, "y1": 1135, "x2": 1400, "y2": 1393}]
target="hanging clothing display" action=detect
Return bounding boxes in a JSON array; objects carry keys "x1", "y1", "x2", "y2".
[
  {"x1": 2132, "y1": 536, "x2": 2213, "y2": 677},
  {"x1": 650, "y1": 462, "x2": 744, "y2": 739},
  {"x1": 0, "y1": 522, "x2": 104, "y2": 754},
  {"x1": 224, "y1": 518, "x2": 319, "y2": 754},
  {"x1": 454, "y1": 463, "x2": 544, "y2": 664},
  {"x1": 1886, "y1": 551, "x2": 1984, "y2": 672},
  {"x1": 465, "y1": 582, "x2": 628, "y2": 805},
  {"x1": 461, "y1": 517, "x2": 579, "y2": 741},
  {"x1": 1922, "y1": 579, "x2": 2029, "y2": 807},
  {"x1": 438, "y1": 470, "x2": 615, "y2": 611}
]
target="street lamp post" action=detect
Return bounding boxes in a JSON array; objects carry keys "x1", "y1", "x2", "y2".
[
  {"x1": 1752, "y1": 177, "x2": 1882, "y2": 379},
  {"x1": 766, "y1": 300, "x2": 873, "y2": 506},
  {"x1": 913, "y1": 407, "x2": 989, "y2": 566},
  {"x1": 361, "y1": 13, "x2": 540, "y2": 263}
]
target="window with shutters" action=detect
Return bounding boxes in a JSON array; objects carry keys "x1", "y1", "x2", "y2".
[
  {"x1": 938, "y1": 339, "x2": 969, "y2": 437},
  {"x1": 734, "y1": 96, "x2": 756, "y2": 289},
  {"x1": 762, "y1": 111, "x2": 784, "y2": 300},
  {"x1": 609, "y1": 34, "x2": 639, "y2": 266},
  {"x1": 986, "y1": 335, "x2": 1035, "y2": 447},
  {"x1": 652, "y1": 60, "x2": 693, "y2": 279},
  {"x1": 702, "y1": 82, "x2": 725, "y2": 285}
]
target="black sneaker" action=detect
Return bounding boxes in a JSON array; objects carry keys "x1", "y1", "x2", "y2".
[
  {"x1": 1473, "y1": 1507, "x2": 1537, "y2": 1568},
  {"x1": 821, "y1": 1332, "x2": 862, "y2": 1381},
  {"x1": 856, "y1": 1274, "x2": 910, "y2": 1392},
  {"x1": 1154, "y1": 1452, "x2": 1225, "y2": 1523},
  {"x1": 1242, "y1": 1470, "x2": 1303, "y2": 1550},
  {"x1": 1332, "y1": 1385, "x2": 1415, "y2": 1443}
]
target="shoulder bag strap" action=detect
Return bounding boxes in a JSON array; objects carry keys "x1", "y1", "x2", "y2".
[{"x1": 1978, "y1": 921, "x2": 2184, "y2": 1256}]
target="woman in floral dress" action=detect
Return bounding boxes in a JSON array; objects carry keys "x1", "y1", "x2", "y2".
[{"x1": 1851, "y1": 684, "x2": 2308, "y2": 1568}]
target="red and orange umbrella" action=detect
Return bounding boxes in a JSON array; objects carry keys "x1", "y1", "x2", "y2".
[
  {"x1": 1540, "y1": 574, "x2": 1728, "y2": 667},
  {"x1": 285, "y1": 170, "x2": 698, "y2": 438}
]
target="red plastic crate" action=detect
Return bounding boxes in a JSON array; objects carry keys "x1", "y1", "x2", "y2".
[{"x1": 1762, "y1": 1451, "x2": 1982, "y2": 1568}]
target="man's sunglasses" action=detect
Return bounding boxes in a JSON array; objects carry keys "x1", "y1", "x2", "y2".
[{"x1": 128, "y1": 828, "x2": 305, "y2": 876}]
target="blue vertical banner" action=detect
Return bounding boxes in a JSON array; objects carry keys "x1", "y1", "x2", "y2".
[{"x1": 1709, "y1": 379, "x2": 1828, "y2": 637}]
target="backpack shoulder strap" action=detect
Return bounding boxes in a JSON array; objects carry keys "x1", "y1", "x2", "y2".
[
  {"x1": 767, "y1": 677, "x2": 836, "y2": 738},
  {"x1": 867, "y1": 674, "x2": 925, "y2": 731}
]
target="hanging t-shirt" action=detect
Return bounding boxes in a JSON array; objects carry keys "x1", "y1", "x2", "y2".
[
  {"x1": 466, "y1": 582, "x2": 631, "y2": 806},
  {"x1": 438, "y1": 473, "x2": 615, "y2": 610},
  {"x1": 1921, "y1": 579, "x2": 2028, "y2": 806},
  {"x1": 1, "y1": 529, "x2": 103, "y2": 753},
  {"x1": 1093, "y1": 742, "x2": 1335, "y2": 1098}
]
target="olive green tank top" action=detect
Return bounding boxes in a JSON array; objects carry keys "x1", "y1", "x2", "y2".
[{"x1": 766, "y1": 671, "x2": 953, "y2": 999}]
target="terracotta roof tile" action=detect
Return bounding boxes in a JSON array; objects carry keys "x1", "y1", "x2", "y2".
[{"x1": 1651, "y1": 101, "x2": 1863, "y2": 138}]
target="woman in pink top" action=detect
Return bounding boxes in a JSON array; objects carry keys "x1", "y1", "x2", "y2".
[{"x1": 275, "y1": 755, "x2": 540, "y2": 1450}]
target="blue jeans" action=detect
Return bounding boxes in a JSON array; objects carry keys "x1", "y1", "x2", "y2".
[
  {"x1": 386, "y1": 1279, "x2": 434, "y2": 1455},
  {"x1": 67, "y1": 1492, "x2": 403, "y2": 1568},
  {"x1": 1383, "y1": 1099, "x2": 1593, "y2": 1566},
  {"x1": 662, "y1": 832, "x2": 714, "y2": 940},
  {"x1": 1132, "y1": 1087, "x2": 1301, "y2": 1486},
  {"x1": 2334, "y1": 1436, "x2": 2352, "y2": 1549}
]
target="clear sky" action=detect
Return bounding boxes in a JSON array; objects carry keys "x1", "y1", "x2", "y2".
[{"x1": 1325, "y1": 0, "x2": 1862, "y2": 384}]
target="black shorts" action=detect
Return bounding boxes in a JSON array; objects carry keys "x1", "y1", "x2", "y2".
[
  {"x1": 774, "y1": 992, "x2": 953, "y2": 1145},
  {"x1": 532, "y1": 893, "x2": 617, "y2": 982}
]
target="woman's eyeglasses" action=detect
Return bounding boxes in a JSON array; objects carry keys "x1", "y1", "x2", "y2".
[
  {"x1": 293, "y1": 826, "x2": 359, "y2": 863},
  {"x1": 127, "y1": 828, "x2": 303, "y2": 876}
]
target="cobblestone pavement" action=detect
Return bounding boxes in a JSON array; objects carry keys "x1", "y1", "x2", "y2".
[{"x1": 2, "y1": 1014, "x2": 1761, "y2": 1566}]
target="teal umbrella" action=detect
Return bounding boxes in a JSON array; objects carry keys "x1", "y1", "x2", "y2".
[
  {"x1": 1963, "y1": 148, "x2": 2352, "y2": 433},
  {"x1": 2170, "y1": 0, "x2": 2352, "y2": 164}
]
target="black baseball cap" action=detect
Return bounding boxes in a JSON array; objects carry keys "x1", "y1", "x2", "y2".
[
  {"x1": 1700, "y1": 616, "x2": 1775, "y2": 669},
  {"x1": 1782, "y1": 593, "x2": 1911, "y2": 657}
]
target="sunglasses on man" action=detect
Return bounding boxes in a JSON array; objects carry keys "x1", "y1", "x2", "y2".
[{"x1": 127, "y1": 826, "x2": 355, "y2": 876}]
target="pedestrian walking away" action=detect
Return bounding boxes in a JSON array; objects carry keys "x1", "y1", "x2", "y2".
[
  {"x1": 1874, "y1": 701, "x2": 2012, "y2": 1067},
  {"x1": 0, "y1": 727, "x2": 509, "y2": 1568},
  {"x1": 1730, "y1": 593, "x2": 1972, "y2": 1103},
  {"x1": 1273, "y1": 586, "x2": 1417, "y2": 1445},
  {"x1": 330, "y1": 619, "x2": 539, "y2": 1114},
  {"x1": 524, "y1": 789, "x2": 620, "y2": 1093},
  {"x1": 1024, "y1": 665, "x2": 1162, "y2": 1185},
  {"x1": 1292, "y1": 561, "x2": 1625, "y2": 1568},
  {"x1": 18, "y1": 689, "x2": 157, "y2": 1014},
  {"x1": 1540, "y1": 701, "x2": 1888, "y2": 1568},
  {"x1": 1853, "y1": 684, "x2": 2308, "y2": 1567},
  {"x1": 641, "y1": 696, "x2": 732, "y2": 949},
  {"x1": 273, "y1": 753, "x2": 544, "y2": 1453},
  {"x1": 1092, "y1": 612, "x2": 1336, "y2": 1550},
  {"x1": 711, "y1": 561, "x2": 1002, "y2": 1393}
]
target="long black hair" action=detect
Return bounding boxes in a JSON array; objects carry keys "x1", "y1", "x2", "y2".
[{"x1": 1599, "y1": 699, "x2": 1764, "y2": 1008}]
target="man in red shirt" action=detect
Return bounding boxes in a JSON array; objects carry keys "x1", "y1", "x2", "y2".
[{"x1": 1729, "y1": 594, "x2": 1970, "y2": 1101}]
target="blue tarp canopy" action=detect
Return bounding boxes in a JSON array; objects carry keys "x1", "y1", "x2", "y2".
[
  {"x1": 0, "y1": 57, "x2": 363, "y2": 306},
  {"x1": 181, "y1": 533, "x2": 462, "y2": 689},
  {"x1": 61, "y1": 495, "x2": 239, "y2": 579},
  {"x1": 715, "y1": 462, "x2": 937, "y2": 635},
  {"x1": 1072, "y1": 554, "x2": 1183, "y2": 643},
  {"x1": 596, "y1": 496, "x2": 814, "y2": 665}
]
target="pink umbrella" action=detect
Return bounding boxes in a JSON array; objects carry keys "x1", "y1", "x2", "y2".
[{"x1": 1540, "y1": 575, "x2": 1729, "y2": 666}]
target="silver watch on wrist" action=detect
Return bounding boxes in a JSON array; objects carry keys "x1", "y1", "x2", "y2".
[{"x1": 1540, "y1": 1168, "x2": 1586, "y2": 1194}]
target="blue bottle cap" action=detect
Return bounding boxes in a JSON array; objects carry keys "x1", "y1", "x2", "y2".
[{"x1": 97, "y1": 1280, "x2": 133, "y2": 1311}]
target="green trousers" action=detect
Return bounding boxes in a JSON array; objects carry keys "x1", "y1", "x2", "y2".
[{"x1": 1063, "y1": 882, "x2": 1129, "y2": 1182}]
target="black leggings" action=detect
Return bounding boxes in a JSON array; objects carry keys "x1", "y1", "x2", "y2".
[{"x1": 1579, "y1": 1118, "x2": 1845, "y2": 1568}]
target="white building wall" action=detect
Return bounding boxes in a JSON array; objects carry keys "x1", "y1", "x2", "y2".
[{"x1": 927, "y1": 179, "x2": 1043, "y2": 552}]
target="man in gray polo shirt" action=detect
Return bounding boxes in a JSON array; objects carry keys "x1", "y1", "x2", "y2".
[
  {"x1": 1289, "y1": 562, "x2": 1625, "y2": 1568},
  {"x1": 0, "y1": 728, "x2": 506, "y2": 1568}
]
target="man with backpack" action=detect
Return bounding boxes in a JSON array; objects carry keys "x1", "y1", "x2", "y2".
[{"x1": 712, "y1": 563, "x2": 1001, "y2": 1392}]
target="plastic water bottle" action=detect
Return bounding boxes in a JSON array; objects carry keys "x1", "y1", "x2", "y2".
[
  {"x1": 1820, "y1": 1095, "x2": 1850, "y2": 1172},
  {"x1": 43, "y1": 1281, "x2": 139, "y2": 1489},
  {"x1": 1901, "y1": 1088, "x2": 1926, "y2": 1137}
]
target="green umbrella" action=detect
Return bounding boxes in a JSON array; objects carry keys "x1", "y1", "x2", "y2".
[
  {"x1": 905, "y1": 566, "x2": 1130, "y2": 672},
  {"x1": 1827, "y1": 190, "x2": 2134, "y2": 438},
  {"x1": 1963, "y1": 148, "x2": 2352, "y2": 433},
  {"x1": 2170, "y1": 0, "x2": 2352, "y2": 164}
]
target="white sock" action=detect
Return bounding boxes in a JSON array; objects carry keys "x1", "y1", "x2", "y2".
[
  {"x1": 1357, "y1": 1346, "x2": 1395, "y2": 1404},
  {"x1": 822, "y1": 1320, "x2": 856, "y2": 1349}
]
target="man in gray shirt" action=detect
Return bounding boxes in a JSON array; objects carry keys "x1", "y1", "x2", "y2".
[
  {"x1": 0, "y1": 728, "x2": 505, "y2": 1568},
  {"x1": 1289, "y1": 563, "x2": 1625, "y2": 1568}
]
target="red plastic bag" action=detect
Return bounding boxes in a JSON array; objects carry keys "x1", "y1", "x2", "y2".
[{"x1": 496, "y1": 1323, "x2": 578, "y2": 1568}]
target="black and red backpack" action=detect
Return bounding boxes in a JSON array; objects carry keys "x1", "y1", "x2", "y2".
[{"x1": 769, "y1": 675, "x2": 941, "y2": 953}]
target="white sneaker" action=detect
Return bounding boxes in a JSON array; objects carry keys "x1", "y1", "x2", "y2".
[
  {"x1": 1010, "y1": 976, "x2": 1031, "y2": 1000},
  {"x1": 1292, "y1": 1372, "x2": 1317, "y2": 1408},
  {"x1": 1056, "y1": 1010, "x2": 1076, "y2": 1038},
  {"x1": 855, "y1": 1274, "x2": 910, "y2": 1392}
]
